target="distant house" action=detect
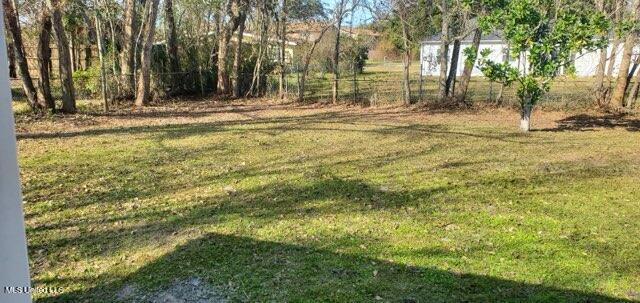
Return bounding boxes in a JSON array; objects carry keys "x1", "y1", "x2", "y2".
[{"x1": 420, "y1": 31, "x2": 629, "y2": 77}]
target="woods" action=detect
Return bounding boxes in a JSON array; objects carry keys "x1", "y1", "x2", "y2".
[{"x1": 2, "y1": 0, "x2": 639, "y2": 130}]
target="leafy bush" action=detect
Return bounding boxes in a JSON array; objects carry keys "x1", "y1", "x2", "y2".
[{"x1": 72, "y1": 65, "x2": 102, "y2": 98}]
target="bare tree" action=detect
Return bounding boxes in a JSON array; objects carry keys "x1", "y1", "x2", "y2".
[
  {"x1": 278, "y1": 0, "x2": 288, "y2": 99},
  {"x1": 592, "y1": 0, "x2": 608, "y2": 105},
  {"x1": 134, "y1": 0, "x2": 160, "y2": 106},
  {"x1": 331, "y1": 0, "x2": 347, "y2": 104},
  {"x1": 392, "y1": 0, "x2": 413, "y2": 105},
  {"x1": 3, "y1": 0, "x2": 39, "y2": 111},
  {"x1": 47, "y1": 0, "x2": 76, "y2": 113},
  {"x1": 606, "y1": 0, "x2": 624, "y2": 82},
  {"x1": 609, "y1": 0, "x2": 640, "y2": 109},
  {"x1": 36, "y1": 10, "x2": 55, "y2": 111},
  {"x1": 94, "y1": 5, "x2": 109, "y2": 111},
  {"x1": 247, "y1": 0, "x2": 272, "y2": 97},
  {"x1": 627, "y1": 66, "x2": 640, "y2": 106},
  {"x1": 217, "y1": 0, "x2": 240, "y2": 95},
  {"x1": 121, "y1": 0, "x2": 137, "y2": 95},
  {"x1": 232, "y1": 2, "x2": 248, "y2": 98},
  {"x1": 456, "y1": 27, "x2": 481, "y2": 103},
  {"x1": 7, "y1": 41, "x2": 16, "y2": 78},
  {"x1": 164, "y1": 0, "x2": 181, "y2": 91},
  {"x1": 445, "y1": 38, "x2": 460, "y2": 97},
  {"x1": 437, "y1": 0, "x2": 449, "y2": 101},
  {"x1": 297, "y1": 23, "x2": 335, "y2": 102},
  {"x1": 82, "y1": 11, "x2": 95, "y2": 70}
]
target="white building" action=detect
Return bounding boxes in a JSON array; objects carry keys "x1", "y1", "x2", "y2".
[{"x1": 420, "y1": 31, "x2": 628, "y2": 77}]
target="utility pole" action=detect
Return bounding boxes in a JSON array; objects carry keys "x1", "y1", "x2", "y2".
[{"x1": 0, "y1": 4, "x2": 32, "y2": 303}]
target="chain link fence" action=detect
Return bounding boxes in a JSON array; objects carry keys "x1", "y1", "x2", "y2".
[
  {"x1": 10, "y1": 65, "x2": 615, "y2": 110},
  {"x1": 263, "y1": 71, "x2": 604, "y2": 109}
]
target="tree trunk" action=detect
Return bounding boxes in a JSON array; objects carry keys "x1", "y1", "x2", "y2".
[
  {"x1": 82, "y1": 12, "x2": 94, "y2": 70},
  {"x1": 121, "y1": 0, "x2": 137, "y2": 96},
  {"x1": 331, "y1": 0, "x2": 346, "y2": 104},
  {"x1": 496, "y1": 83, "x2": 504, "y2": 104},
  {"x1": 627, "y1": 66, "x2": 640, "y2": 106},
  {"x1": 297, "y1": 25, "x2": 332, "y2": 102},
  {"x1": 402, "y1": 48, "x2": 411, "y2": 105},
  {"x1": 610, "y1": 39, "x2": 632, "y2": 109},
  {"x1": 164, "y1": 0, "x2": 180, "y2": 91},
  {"x1": 592, "y1": 0, "x2": 606, "y2": 95},
  {"x1": 279, "y1": 0, "x2": 288, "y2": 100},
  {"x1": 248, "y1": 2, "x2": 269, "y2": 97},
  {"x1": 609, "y1": 0, "x2": 639, "y2": 110},
  {"x1": 520, "y1": 102, "x2": 532, "y2": 132},
  {"x1": 606, "y1": 0, "x2": 624, "y2": 81},
  {"x1": 107, "y1": 18, "x2": 120, "y2": 98},
  {"x1": 36, "y1": 12, "x2": 54, "y2": 111},
  {"x1": 626, "y1": 54, "x2": 640, "y2": 81},
  {"x1": 456, "y1": 28, "x2": 481, "y2": 104},
  {"x1": 401, "y1": 17, "x2": 411, "y2": 105},
  {"x1": 69, "y1": 30, "x2": 76, "y2": 71},
  {"x1": 95, "y1": 15, "x2": 108, "y2": 111},
  {"x1": 217, "y1": 31, "x2": 231, "y2": 94},
  {"x1": 7, "y1": 42, "x2": 16, "y2": 78},
  {"x1": 438, "y1": 0, "x2": 449, "y2": 101},
  {"x1": 217, "y1": 0, "x2": 239, "y2": 95},
  {"x1": 445, "y1": 38, "x2": 460, "y2": 99},
  {"x1": 135, "y1": 0, "x2": 160, "y2": 106},
  {"x1": 593, "y1": 46, "x2": 608, "y2": 105},
  {"x1": 232, "y1": 10, "x2": 247, "y2": 98},
  {"x1": 606, "y1": 39, "x2": 621, "y2": 79},
  {"x1": 48, "y1": 0, "x2": 76, "y2": 113},
  {"x1": 3, "y1": 0, "x2": 39, "y2": 111}
]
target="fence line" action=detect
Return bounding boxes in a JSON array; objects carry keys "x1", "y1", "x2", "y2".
[{"x1": 9, "y1": 68, "x2": 612, "y2": 109}]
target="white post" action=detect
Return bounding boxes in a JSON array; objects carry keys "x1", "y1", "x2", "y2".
[{"x1": 0, "y1": 4, "x2": 32, "y2": 303}]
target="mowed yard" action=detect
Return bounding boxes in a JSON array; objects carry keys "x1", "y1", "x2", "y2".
[{"x1": 15, "y1": 99, "x2": 640, "y2": 302}]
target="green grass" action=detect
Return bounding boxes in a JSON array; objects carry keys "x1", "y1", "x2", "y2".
[{"x1": 17, "y1": 101, "x2": 640, "y2": 302}]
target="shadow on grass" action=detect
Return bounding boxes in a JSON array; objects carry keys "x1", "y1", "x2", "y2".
[
  {"x1": 537, "y1": 113, "x2": 640, "y2": 132},
  {"x1": 27, "y1": 165, "x2": 628, "y2": 268},
  {"x1": 17, "y1": 109, "x2": 527, "y2": 144},
  {"x1": 38, "y1": 232, "x2": 633, "y2": 302},
  {"x1": 26, "y1": 177, "x2": 452, "y2": 258},
  {"x1": 85, "y1": 102, "x2": 299, "y2": 119}
]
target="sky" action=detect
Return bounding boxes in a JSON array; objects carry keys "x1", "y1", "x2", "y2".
[{"x1": 322, "y1": 0, "x2": 376, "y2": 26}]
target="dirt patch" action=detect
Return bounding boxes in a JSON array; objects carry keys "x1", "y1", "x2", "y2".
[{"x1": 117, "y1": 277, "x2": 228, "y2": 303}]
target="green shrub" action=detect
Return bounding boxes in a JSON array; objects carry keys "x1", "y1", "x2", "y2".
[{"x1": 73, "y1": 65, "x2": 102, "y2": 98}]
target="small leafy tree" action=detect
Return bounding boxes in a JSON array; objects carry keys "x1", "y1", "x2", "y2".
[{"x1": 476, "y1": 0, "x2": 608, "y2": 132}]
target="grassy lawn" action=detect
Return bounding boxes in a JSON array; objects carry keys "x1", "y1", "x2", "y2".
[{"x1": 16, "y1": 100, "x2": 640, "y2": 302}]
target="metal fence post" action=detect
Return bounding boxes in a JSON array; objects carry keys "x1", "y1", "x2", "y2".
[
  {"x1": 419, "y1": 57, "x2": 424, "y2": 102},
  {"x1": 352, "y1": 62, "x2": 356, "y2": 103}
]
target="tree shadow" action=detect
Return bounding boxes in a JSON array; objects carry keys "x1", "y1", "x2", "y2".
[
  {"x1": 17, "y1": 109, "x2": 530, "y2": 145},
  {"x1": 86, "y1": 102, "x2": 300, "y2": 119},
  {"x1": 26, "y1": 161, "x2": 626, "y2": 269},
  {"x1": 536, "y1": 113, "x2": 640, "y2": 132},
  {"x1": 38, "y1": 232, "x2": 634, "y2": 302},
  {"x1": 15, "y1": 110, "x2": 401, "y2": 140},
  {"x1": 26, "y1": 176, "x2": 453, "y2": 259}
]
